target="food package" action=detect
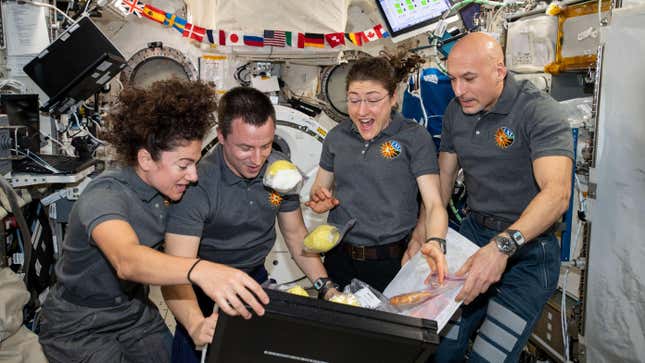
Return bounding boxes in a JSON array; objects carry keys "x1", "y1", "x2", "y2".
[
  {"x1": 329, "y1": 292, "x2": 360, "y2": 306},
  {"x1": 286, "y1": 285, "x2": 310, "y2": 298},
  {"x1": 345, "y1": 279, "x2": 399, "y2": 313},
  {"x1": 388, "y1": 276, "x2": 464, "y2": 309},
  {"x1": 303, "y1": 218, "x2": 356, "y2": 254},
  {"x1": 303, "y1": 224, "x2": 341, "y2": 253},
  {"x1": 263, "y1": 159, "x2": 303, "y2": 194}
]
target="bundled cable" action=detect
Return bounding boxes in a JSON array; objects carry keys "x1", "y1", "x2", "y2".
[{"x1": 0, "y1": 177, "x2": 33, "y2": 284}]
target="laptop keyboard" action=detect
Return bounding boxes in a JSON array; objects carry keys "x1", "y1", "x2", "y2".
[{"x1": 12, "y1": 154, "x2": 96, "y2": 174}]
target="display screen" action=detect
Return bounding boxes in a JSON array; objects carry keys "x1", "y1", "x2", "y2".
[
  {"x1": 376, "y1": 0, "x2": 452, "y2": 42},
  {"x1": 0, "y1": 94, "x2": 40, "y2": 153}
]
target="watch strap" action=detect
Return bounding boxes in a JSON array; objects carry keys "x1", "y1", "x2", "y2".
[
  {"x1": 314, "y1": 279, "x2": 340, "y2": 300},
  {"x1": 313, "y1": 277, "x2": 330, "y2": 291},
  {"x1": 425, "y1": 237, "x2": 447, "y2": 255},
  {"x1": 506, "y1": 229, "x2": 525, "y2": 247}
]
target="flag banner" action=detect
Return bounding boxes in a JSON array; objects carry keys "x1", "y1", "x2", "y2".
[
  {"x1": 133, "y1": 3, "x2": 391, "y2": 49},
  {"x1": 243, "y1": 35, "x2": 264, "y2": 47},
  {"x1": 363, "y1": 27, "x2": 380, "y2": 42},
  {"x1": 206, "y1": 29, "x2": 216, "y2": 45},
  {"x1": 373, "y1": 24, "x2": 386, "y2": 38},
  {"x1": 345, "y1": 32, "x2": 366, "y2": 46},
  {"x1": 164, "y1": 13, "x2": 186, "y2": 33},
  {"x1": 303, "y1": 33, "x2": 324, "y2": 48},
  {"x1": 114, "y1": 0, "x2": 144, "y2": 17},
  {"x1": 183, "y1": 23, "x2": 206, "y2": 42},
  {"x1": 142, "y1": 4, "x2": 165, "y2": 23},
  {"x1": 227, "y1": 31, "x2": 244, "y2": 46},
  {"x1": 325, "y1": 32, "x2": 345, "y2": 48},
  {"x1": 264, "y1": 30, "x2": 286, "y2": 47}
]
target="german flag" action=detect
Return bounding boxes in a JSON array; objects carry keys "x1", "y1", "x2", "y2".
[
  {"x1": 142, "y1": 4, "x2": 165, "y2": 24},
  {"x1": 303, "y1": 33, "x2": 324, "y2": 48}
]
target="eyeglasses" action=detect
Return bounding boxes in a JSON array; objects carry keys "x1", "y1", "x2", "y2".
[{"x1": 347, "y1": 94, "x2": 389, "y2": 107}]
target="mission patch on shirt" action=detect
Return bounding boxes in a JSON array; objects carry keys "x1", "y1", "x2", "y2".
[
  {"x1": 166, "y1": 145, "x2": 299, "y2": 271},
  {"x1": 440, "y1": 74, "x2": 573, "y2": 222}
]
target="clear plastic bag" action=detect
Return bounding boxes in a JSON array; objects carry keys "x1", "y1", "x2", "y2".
[
  {"x1": 341, "y1": 279, "x2": 399, "y2": 313},
  {"x1": 328, "y1": 292, "x2": 361, "y2": 306},
  {"x1": 263, "y1": 159, "x2": 304, "y2": 195},
  {"x1": 388, "y1": 275, "x2": 464, "y2": 309},
  {"x1": 302, "y1": 218, "x2": 356, "y2": 254}
]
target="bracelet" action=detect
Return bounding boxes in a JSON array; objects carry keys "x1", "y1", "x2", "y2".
[
  {"x1": 186, "y1": 259, "x2": 203, "y2": 285},
  {"x1": 424, "y1": 237, "x2": 447, "y2": 254}
]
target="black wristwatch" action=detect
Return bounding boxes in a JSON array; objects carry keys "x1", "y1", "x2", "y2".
[
  {"x1": 313, "y1": 277, "x2": 339, "y2": 299},
  {"x1": 425, "y1": 237, "x2": 447, "y2": 255},
  {"x1": 494, "y1": 235, "x2": 516, "y2": 256}
]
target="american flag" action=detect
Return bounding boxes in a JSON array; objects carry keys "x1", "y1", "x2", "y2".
[
  {"x1": 113, "y1": 0, "x2": 144, "y2": 17},
  {"x1": 263, "y1": 30, "x2": 286, "y2": 47}
]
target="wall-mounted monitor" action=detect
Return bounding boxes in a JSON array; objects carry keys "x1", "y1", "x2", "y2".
[{"x1": 375, "y1": 0, "x2": 458, "y2": 43}]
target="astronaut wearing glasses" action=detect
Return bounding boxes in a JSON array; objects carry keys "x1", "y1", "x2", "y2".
[{"x1": 306, "y1": 55, "x2": 449, "y2": 292}]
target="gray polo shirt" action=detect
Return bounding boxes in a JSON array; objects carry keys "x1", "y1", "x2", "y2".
[
  {"x1": 320, "y1": 112, "x2": 439, "y2": 246},
  {"x1": 55, "y1": 167, "x2": 168, "y2": 301},
  {"x1": 166, "y1": 145, "x2": 299, "y2": 272},
  {"x1": 440, "y1": 74, "x2": 573, "y2": 222}
]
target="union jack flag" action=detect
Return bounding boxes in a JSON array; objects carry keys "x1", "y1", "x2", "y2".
[{"x1": 113, "y1": 0, "x2": 144, "y2": 17}]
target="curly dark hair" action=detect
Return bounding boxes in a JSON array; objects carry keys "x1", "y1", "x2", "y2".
[
  {"x1": 104, "y1": 79, "x2": 216, "y2": 165},
  {"x1": 217, "y1": 86, "x2": 275, "y2": 139},
  {"x1": 346, "y1": 49, "x2": 425, "y2": 95}
]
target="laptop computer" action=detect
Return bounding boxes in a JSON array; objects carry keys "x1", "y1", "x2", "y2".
[
  {"x1": 23, "y1": 16, "x2": 126, "y2": 114},
  {"x1": 11, "y1": 152, "x2": 97, "y2": 175},
  {"x1": 207, "y1": 289, "x2": 438, "y2": 363}
]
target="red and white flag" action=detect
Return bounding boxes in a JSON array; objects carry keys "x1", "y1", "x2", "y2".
[
  {"x1": 113, "y1": 0, "x2": 144, "y2": 17},
  {"x1": 182, "y1": 23, "x2": 206, "y2": 42},
  {"x1": 227, "y1": 31, "x2": 244, "y2": 46},
  {"x1": 325, "y1": 32, "x2": 345, "y2": 48},
  {"x1": 363, "y1": 25, "x2": 383, "y2": 43}
]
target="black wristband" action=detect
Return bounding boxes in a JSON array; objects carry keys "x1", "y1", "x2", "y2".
[
  {"x1": 318, "y1": 281, "x2": 340, "y2": 300},
  {"x1": 314, "y1": 277, "x2": 339, "y2": 299},
  {"x1": 186, "y1": 259, "x2": 203, "y2": 285},
  {"x1": 424, "y1": 237, "x2": 447, "y2": 254}
]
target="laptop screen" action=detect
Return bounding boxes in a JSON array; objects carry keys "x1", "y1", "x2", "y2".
[
  {"x1": 23, "y1": 16, "x2": 126, "y2": 114},
  {"x1": 207, "y1": 289, "x2": 438, "y2": 363}
]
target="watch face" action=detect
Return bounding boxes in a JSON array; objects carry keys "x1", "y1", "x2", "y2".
[
  {"x1": 313, "y1": 278, "x2": 327, "y2": 291},
  {"x1": 496, "y1": 236, "x2": 516, "y2": 255}
]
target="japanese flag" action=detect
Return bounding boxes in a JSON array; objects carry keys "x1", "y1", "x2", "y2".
[{"x1": 227, "y1": 31, "x2": 244, "y2": 46}]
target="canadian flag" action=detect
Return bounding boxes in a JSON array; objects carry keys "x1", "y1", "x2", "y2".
[{"x1": 363, "y1": 24, "x2": 385, "y2": 43}]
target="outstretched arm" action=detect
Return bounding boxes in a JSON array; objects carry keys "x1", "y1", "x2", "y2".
[
  {"x1": 278, "y1": 209, "x2": 338, "y2": 298},
  {"x1": 408, "y1": 152, "x2": 459, "y2": 278},
  {"x1": 94, "y1": 222, "x2": 269, "y2": 323},
  {"x1": 455, "y1": 155, "x2": 572, "y2": 304},
  {"x1": 417, "y1": 174, "x2": 449, "y2": 283}
]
